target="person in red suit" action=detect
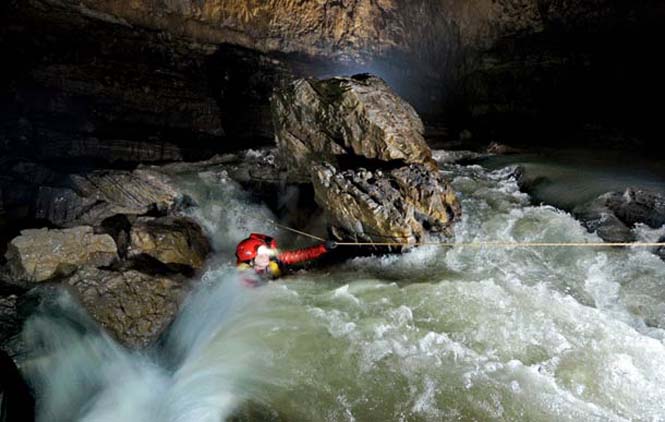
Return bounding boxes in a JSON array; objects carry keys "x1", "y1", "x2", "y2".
[{"x1": 235, "y1": 233, "x2": 336, "y2": 279}]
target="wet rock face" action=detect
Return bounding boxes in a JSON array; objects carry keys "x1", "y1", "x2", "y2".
[
  {"x1": 63, "y1": 267, "x2": 188, "y2": 348},
  {"x1": 128, "y1": 217, "x2": 211, "y2": 271},
  {"x1": 5, "y1": 227, "x2": 118, "y2": 284},
  {"x1": 575, "y1": 189, "x2": 665, "y2": 255},
  {"x1": 574, "y1": 202, "x2": 636, "y2": 244},
  {"x1": 11, "y1": 167, "x2": 184, "y2": 228},
  {"x1": 272, "y1": 75, "x2": 433, "y2": 181},
  {"x1": 602, "y1": 189, "x2": 665, "y2": 230},
  {"x1": 273, "y1": 74, "x2": 460, "y2": 244},
  {"x1": 313, "y1": 163, "x2": 459, "y2": 245}
]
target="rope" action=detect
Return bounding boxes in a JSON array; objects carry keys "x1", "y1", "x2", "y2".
[
  {"x1": 264, "y1": 218, "x2": 326, "y2": 242},
  {"x1": 263, "y1": 219, "x2": 665, "y2": 248},
  {"x1": 335, "y1": 241, "x2": 665, "y2": 248}
]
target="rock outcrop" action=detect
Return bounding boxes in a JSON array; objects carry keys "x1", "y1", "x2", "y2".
[
  {"x1": 128, "y1": 217, "x2": 211, "y2": 271},
  {"x1": 313, "y1": 163, "x2": 459, "y2": 244},
  {"x1": 273, "y1": 74, "x2": 460, "y2": 244},
  {"x1": 4, "y1": 227, "x2": 118, "y2": 283},
  {"x1": 574, "y1": 202, "x2": 636, "y2": 244},
  {"x1": 272, "y1": 75, "x2": 433, "y2": 181},
  {"x1": 38, "y1": 169, "x2": 182, "y2": 228},
  {"x1": 575, "y1": 189, "x2": 665, "y2": 250},
  {"x1": 0, "y1": 162, "x2": 212, "y2": 349},
  {"x1": 601, "y1": 189, "x2": 665, "y2": 230},
  {"x1": 62, "y1": 266, "x2": 188, "y2": 348},
  {"x1": 0, "y1": 165, "x2": 188, "y2": 229}
]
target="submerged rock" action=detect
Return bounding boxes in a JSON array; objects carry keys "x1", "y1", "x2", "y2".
[
  {"x1": 272, "y1": 74, "x2": 433, "y2": 181},
  {"x1": 128, "y1": 217, "x2": 211, "y2": 271},
  {"x1": 312, "y1": 163, "x2": 460, "y2": 245},
  {"x1": 5, "y1": 227, "x2": 118, "y2": 284},
  {"x1": 62, "y1": 267, "x2": 188, "y2": 348}
]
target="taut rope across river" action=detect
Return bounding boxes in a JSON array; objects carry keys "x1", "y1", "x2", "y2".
[{"x1": 266, "y1": 218, "x2": 665, "y2": 248}]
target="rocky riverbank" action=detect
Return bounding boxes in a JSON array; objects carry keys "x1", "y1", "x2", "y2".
[
  {"x1": 0, "y1": 164, "x2": 211, "y2": 353},
  {"x1": 0, "y1": 73, "x2": 464, "y2": 359}
]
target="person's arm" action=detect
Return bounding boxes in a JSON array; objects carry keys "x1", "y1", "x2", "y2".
[{"x1": 277, "y1": 241, "x2": 335, "y2": 266}]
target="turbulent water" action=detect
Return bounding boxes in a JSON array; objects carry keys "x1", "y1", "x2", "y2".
[{"x1": 20, "y1": 162, "x2": 665, "y2": 421}]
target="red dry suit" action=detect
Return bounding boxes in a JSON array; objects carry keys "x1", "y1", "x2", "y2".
[{"x1": 235, "y1": 233, "x2": 331, "y2": 279}]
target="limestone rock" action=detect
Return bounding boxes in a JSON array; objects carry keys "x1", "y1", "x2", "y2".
[
  {"x1": 574, "y1": 188, "x2": 665, "y2": 246},
  {"x1": 272, "y1": 75, "x2": 433, "y2": 181},
  {"x1": 63, "y1": 267, "x2": 188, "y2": 348},
  {"x1": 34, "y1": 168, "x2": 183, "y2": 227},
  {"x1": 601, "y1": 189, "x2": 665, "y2": 229},
  {"x1": 312, "y1": 163, "x2": 460, "y2": 245},
  {"x1": 5, "y1": 227, "x2": 118, "y2": 283},
  {"x1": 71, "y1": 169, "x2": 181, "y2": 217},
  {"x1": 128, "y1": 217, "x2": 211, "y2": 270},
  {"x1": 573, "y1": 202, "x2": 636, "y2": 244},
  {"x1": 15, "y1": 0, "x2": 625, "y2": 64}
]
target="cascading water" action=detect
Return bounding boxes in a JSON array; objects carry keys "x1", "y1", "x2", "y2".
[{"x1": 19, "y1": 162, "x2": 665, "y2": 421}]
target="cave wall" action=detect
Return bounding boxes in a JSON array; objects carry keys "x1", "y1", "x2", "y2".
[{"x1": 2, "y1": 0, "x2": 664, "y2": 165}]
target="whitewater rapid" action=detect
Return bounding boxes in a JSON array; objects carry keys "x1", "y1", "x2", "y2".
[{"x1": 20, "y1": 163, "x2": 665, "y2": 421}]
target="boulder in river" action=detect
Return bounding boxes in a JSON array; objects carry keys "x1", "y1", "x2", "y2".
[
  {"x1": 62, "y1": 266, "x2": 188, "y2": 348},
  {"x1": 573, "y1": 202, "x2": 636, "y2": 243},
  {"x1": 272, "y1": 74, "x2": 434, "y2": 181},
  {"x1": 312, "y1": 163, "x2": 460, "y2": 245},
  {"x1": 4, "y1": 226, "x2": 118, "y2": 283},
  {"x1": 601, "y1": 188, "x2": 665, "y2": 229},
  {"x1": 128, "y1": 216, "x2": 211, "y2": 271},
  {"x1": 574, "y1": 188, "x2": 665, "y2": 249}
]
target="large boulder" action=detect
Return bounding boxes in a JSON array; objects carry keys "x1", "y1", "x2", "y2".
[
  {"x1": 62, "y1": 267, "x2": 188, "y2": 348},
  {"x1": 33, "y1": 168, "x2": 185, "y2": 227},
  {"x1": 128, "y1": 217, "x2": 211, "y2": 271},
  {"x1": 272, "y1": 74, "x2": 433, "y2": 181},
  {"x1": 0, "y1": 164, "x2": 187, "y2": 229},
  {"x1": 601, "y1": 189, "x2": 665, "y2": 229},
  {"x1": 575, "y1": 188, "x2": 665, "y2": 243},
  {"x1": 4, "y1": 227, "x2": 118, "y2": 283},
  {"x1": 313, "y1": 163, "x2": 460, "y2": 245},
  {"x1": 574, "y1": 189, "x2": 665, "y2": 262},
  {"x1": 573, "y1": 200, "x2": 636, "y2": 243}
]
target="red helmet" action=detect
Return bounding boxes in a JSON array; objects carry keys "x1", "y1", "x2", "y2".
[{"x1": 235, "y1": 233, "x2": 278, "y2": 264}]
